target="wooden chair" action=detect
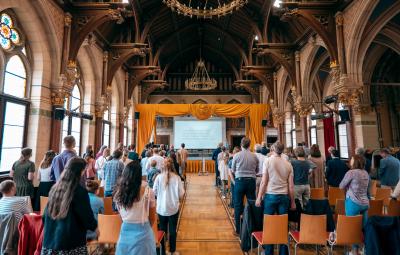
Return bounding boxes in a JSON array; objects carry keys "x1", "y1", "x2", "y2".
[
  {"x1": 251, "y1": 214, "x2": 289, "y2": 255},
  {"x1": 328, "y1": 187, "x2": 345, "y2": 207},
  {"x1": 97, "y1": 214, "x2": 122, "y2": 244},
  {"x1": 103, "y1": 197, "x2": 114, "y2": 215},
  {"x1": 310, "y1": 188, "x2": 325, "y2": 199},
  {"x1": 387, "y1": 199, "x2": 400, "y2": 216},
  {"x1": 329, "y1": 215, "x2": 363, "y2": 254},
  {"x1": 368, "y1": 199, "x2": 383, "y2": 217},
  {"x1": 375, "y1": 187, "x2": 392, "y2": 207},
  {"x1": 335, "y1": 199, "x2": 345, "y2": 216},
  {"x1": 369, "y1": 180, "x2": 378, "y2": 198},
  {"x1": 289, "y1": 214, "x2": 328, "y2": 255},
  {"x1": 97, "y1": 186, "x2": 104, "y2": 197},
  {"x1": 40, "y1": 196, "x2": 48, "y2": 215}
]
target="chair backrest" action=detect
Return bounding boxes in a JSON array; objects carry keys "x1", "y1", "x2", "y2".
[
  {"x1": 299, "y1": 214, "x2": 327, "y2": 245},
  {"x1": 103, "y1": 197, "x2": 113, "y2": 215},
  {"x1": 375, "y1": 188, "x2": 392, "y2": 207},
  {"x1": 369, "y1": 180, "x2": 377, "y2": 198},
  {"x1": 387, "y1": 199, "x2": 400, "y2": 216},
  {"x1": 310, "y1": 188, "x2": 325, "y2": 199},
  {"x1": 368, "y1": 199, "x2": 383, "y2": 216},
  {"x1": 335, "y1": 199, "x2": 345, "y2": 215},
  {"x1": 97, "y1": 186, "x2": 104, "y2": 197},
  {"x1": 262, "y1": 214, "x2": 288, "y2": 245},
  {"x1": 40, "y1": 196, "x2": 48, "y2": 215},
  {"x1": 328, "y1": 187, "x2": 345, "y2": 207},
  {"x1": 335, "y1": 215, "x2": 363, "y2": 245},
  {"x1": 98, "y1": 214, "x2": 122, "y2": 244}
]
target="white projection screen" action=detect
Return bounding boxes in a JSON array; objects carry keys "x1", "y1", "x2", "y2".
[{"x1": 173, "y1": 117, "x2": 226, "y2": 149}]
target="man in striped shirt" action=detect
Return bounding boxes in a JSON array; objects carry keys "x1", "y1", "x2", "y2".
[{"x1": 0, "y1": 180, "x2": 32, "y2": 222}]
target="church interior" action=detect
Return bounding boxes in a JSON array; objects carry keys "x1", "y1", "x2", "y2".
[{"x1": 1, "y1": 0, "x2": 400, "y2": 254}]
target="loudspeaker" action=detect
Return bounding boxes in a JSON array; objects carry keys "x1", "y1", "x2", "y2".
[
  {"x1": 54, "y1": 108, "x2": 66, "y2": 120},
  {"x1": 134, "y1": 112, "x2": 140, "y2": 120},
  {"x1": 261, "y1": 119, "x2": 268, "y2": 127},
  {"x1": 339, "y1": 109, "x2": 351, "y2": 122}
]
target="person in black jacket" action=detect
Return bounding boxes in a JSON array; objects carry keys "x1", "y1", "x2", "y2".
[
  {"x1": 326, "y1": 149, "x2": 348, "y2": 187},
  {"x1": 212, "y1": 142, "x2": 223, "y2": 186},
  {"x1": 41, "y1": 157, "x2": 97, "y2": 255}
]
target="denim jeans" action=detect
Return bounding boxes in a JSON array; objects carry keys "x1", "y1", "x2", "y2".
[
  {"x1": 345, "y1": 198, "x2": 368, "y2": 226},
  {"x1": 263, "y1": 194, "x2": 290, "y2": 255},
  {"x1": 233, "y1": 177, "x2": 256, "y2": 234}
]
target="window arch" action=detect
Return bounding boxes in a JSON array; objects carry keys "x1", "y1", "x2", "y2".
[
  {"x1": 62, "y1": 79, "x2": 83, "y2": 155},
  {"x1": 337, "y1": 103, "x2": 349, "y2": 159},
  {"x1": 0, "y1": 12, "x2": 29, "y2": 173},
  {"x1": 102, "y1": 109, "x2": 111, "y2": 148},
  {"x1": 285, "y1": 112, "x2": 296, "y2": 147},
  {"x1": 309, "y1": 109, "x2": 317, "y2": 146}
]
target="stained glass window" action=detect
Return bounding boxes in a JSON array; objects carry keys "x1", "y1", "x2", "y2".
[{"x1": 0, "y1": 13, "x2": 21, "y2": 50}]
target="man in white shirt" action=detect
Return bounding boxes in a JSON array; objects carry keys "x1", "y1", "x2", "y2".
[
  {"x1": 146, "y1": 148, "x2": 165, "y2": 171},
  {"x1": 254, "y1": 144, "x2": 266, "y2": 196}
]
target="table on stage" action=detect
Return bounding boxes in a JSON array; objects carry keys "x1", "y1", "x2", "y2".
[{"x1": 185, "y1": 160, "x2": 215, "y2": 173}]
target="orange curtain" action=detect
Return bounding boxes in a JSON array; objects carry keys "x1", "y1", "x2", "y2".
[{"x1": 135, "y1": 104, "x2": 269, "y2": 153}]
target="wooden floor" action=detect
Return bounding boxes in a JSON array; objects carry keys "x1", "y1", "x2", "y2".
[
  {"x1": 176, "y1": 174, "x2": 329, "y2": 255},
  {"x1": 176, "y1": 174, "x2": 243, "y2": 255}
]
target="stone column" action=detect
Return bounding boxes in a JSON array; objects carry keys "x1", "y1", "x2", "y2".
[
  {"x1": 295, "y1": 51, "x2": 301, "y2": 96},
  {"x1": 49, "y1": 90, "x2": 67, "y2": 152},
  {"x1": 61, "y1": 13, "x2": 72, "y2": 74},
  {"x1": 300, "y1": 115, "x2": 309, "y2": 146},
  {"x1": 102, "y1": 52, "x2": 108, "y2": 94}
]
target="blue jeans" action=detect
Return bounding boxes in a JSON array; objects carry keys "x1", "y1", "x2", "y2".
[
  {"x1": 233, "y1": 177, "x2": 256, "y2": 234},
  {"x1": 263, "y1": 194, "x2": 290, "y2": 255},
  {"x1": 345, "y1": 198, "x2": 368, "y2": 227}
]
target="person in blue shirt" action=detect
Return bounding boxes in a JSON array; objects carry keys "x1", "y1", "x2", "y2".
[
  {"x1": 379, "y1": 148, "x2": 400, "y2": 189},
  {"x1": 50, "y1": 136, "x2": 77, "y2": 182},
  {"x1": 103, "y1": 150, "x2": 124, "y2": 198},
  {"x1": 85, "y1": 180, "x2": 104, "y2": 240}
]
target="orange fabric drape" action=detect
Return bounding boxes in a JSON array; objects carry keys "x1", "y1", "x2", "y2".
[{"x1": 135, "y1": 104, "x2": 269, "y2": 153}]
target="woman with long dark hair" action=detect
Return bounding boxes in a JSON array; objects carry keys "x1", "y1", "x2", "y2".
[
  {"x1": 114, "y1": 161, "x2": 156, "y2": 255},
  {"x1": 153, "y1": 158, "x2": 185, "y2": 255},
  {"x1": 41, "y1": 157, "x2": 97, "y2": 255},
  {"x1": 10, "y1": 147, "x2": 35, "y2": 199}
]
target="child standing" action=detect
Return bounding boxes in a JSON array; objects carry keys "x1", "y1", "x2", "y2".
[
  {"x1": 219, "y1": 152, "x2": 230, "y2": 198},
  {"x1": 147, "y1": 160, "x2": 160, "y2": 189}
]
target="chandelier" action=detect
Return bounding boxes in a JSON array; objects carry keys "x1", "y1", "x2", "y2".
[
  {"x1": 185, "y1": 60, "x2": 217, "y2": 91},
  {"x1": 162, "y1": 0, "x2": 248, "y2": 19}
]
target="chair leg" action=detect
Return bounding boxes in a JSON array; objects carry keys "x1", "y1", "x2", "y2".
[
  {"x1": 257, "y1": 244, "x2": 260, "y2": 255},
  {"x1": 287, "y1": 243, "x2": 291, "y2": 255},
  {"x1": 250, "y1": 236, "x2": 253, "y2": 255},
  {"x1": 294, "y1": 243, "x2": 298, "y2": 255}
]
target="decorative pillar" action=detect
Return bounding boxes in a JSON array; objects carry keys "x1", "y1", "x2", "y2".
[
  {"x1": 273, "y1": 72, "x2": 278, "y2": 104},
  {"x1": 347, "y1": 106, "x2": 356, "y2": 157},
  {"x1": 60, "y1": 13, "x2": 72, "y2": 74},
  {"x1": 295, "y1": 51, "x2": 301, "y2": 96},
  {"x1": 335, "y1": 12, "x2": 347, "y2": 75},
  {"x1": 49, "y1": 89, "x2": 67, "y2": 152},
  {"x1": 102, "y1": 51, "x2": 108, "y2": 94},
  {"x1": 94, "y1": 96, "x2": 108, "y2": 152},
  {"x1": 118, "y1": 114, "x2": 125, "y2": 144},
  {"x1": 300, "y1": 116, "x2": 309, "y2": 146}
]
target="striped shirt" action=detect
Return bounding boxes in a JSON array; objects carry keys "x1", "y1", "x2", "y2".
[{"x1": 0, "y1": 196, "x2": 33, "y2": 222}]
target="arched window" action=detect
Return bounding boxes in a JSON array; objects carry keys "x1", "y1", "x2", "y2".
[
  {"x1": 62, "y1": 85, "x2": 82, "y2": 155},
  {"x1": 102, "y1": 109, "x2": 111, "y2": 147},
  {"x1": 309, "y1": 109, "x2": 317, "y2": 145},
  {"x1": 0, "y1": 13, "x2": 29, "y2": 173},
  {"x1": 285, "y1": 112, "x2": 296, "y2": 147},
  {"x1": 337, "y1": 103, "x2": 349, "y2": 159}
]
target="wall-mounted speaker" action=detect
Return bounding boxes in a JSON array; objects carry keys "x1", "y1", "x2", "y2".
[
  {"x1": 54, "y1": 108, "x2": 66, "y2": 120},
  {"x1": 134, "y1": 112, "x2": 140, "y2": 120},
  {"x1": 261, "y1": 119, "x2": 268, "y2": 127},
  {"x1": 339, "y1": 109, "x2": 351, "y2": 122}
]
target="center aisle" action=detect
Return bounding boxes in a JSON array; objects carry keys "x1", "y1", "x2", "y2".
[{"x1": 176, "y1": 174, "x2": 243, "y2": 255}]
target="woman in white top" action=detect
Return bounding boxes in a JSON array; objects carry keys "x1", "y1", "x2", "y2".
[
  {"x1": 95, "y1": 148, "x2": 110, "y2": 186},
  {"x1": 153, "y1": 158, "x2": 185, "y2": 255},
  {"x1": 35, "y1": 150, "x2": 56, "y2": 210},
  {"x1": 219, "y1": 152, "x2": 230, "y2": 198},
  {"x1": 114, "y1": 161, "x2": 156, "y2": 255}
]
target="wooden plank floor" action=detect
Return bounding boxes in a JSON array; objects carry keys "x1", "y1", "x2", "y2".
[
  {"x1": 176, "y1": 174, "x2": 328, "y2": 255},
  {"x1": 176, "y1": 174, "x2": 243, "y2": 255}
]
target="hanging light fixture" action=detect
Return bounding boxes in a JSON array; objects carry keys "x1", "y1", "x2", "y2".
[
  {"x1": 162, "y1": 0, "x2": 248, "y2": 19},
  {"x1": 185, "y1": 60, "x2": 217, "y2": 91}
]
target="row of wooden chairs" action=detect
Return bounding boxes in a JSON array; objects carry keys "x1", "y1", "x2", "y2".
[
  {"x1": 334, "y1": 198, "x2": 400, "y2": 217},
  {"x1": 251, "y1": 214, "x2": 363, "y2": 255},
  {"x1": 310, "y1": 186, "x2": 393, "y2": 207}
]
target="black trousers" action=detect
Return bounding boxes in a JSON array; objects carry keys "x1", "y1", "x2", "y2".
[{"x1": 158, "y1": 211, "x2": 179, "y2": 252}]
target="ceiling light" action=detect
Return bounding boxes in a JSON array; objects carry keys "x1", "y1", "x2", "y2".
[
  {"x1": 273, "y1": 0, "x2": 282, "y2": 8},
  {"x1": 254, "y1": 35, "x2": 259, "y2": 41}
]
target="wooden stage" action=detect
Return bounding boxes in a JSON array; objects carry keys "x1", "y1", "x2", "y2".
[{"x1": 176, "y1": 174, "x2": 328, "y2": 255}]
